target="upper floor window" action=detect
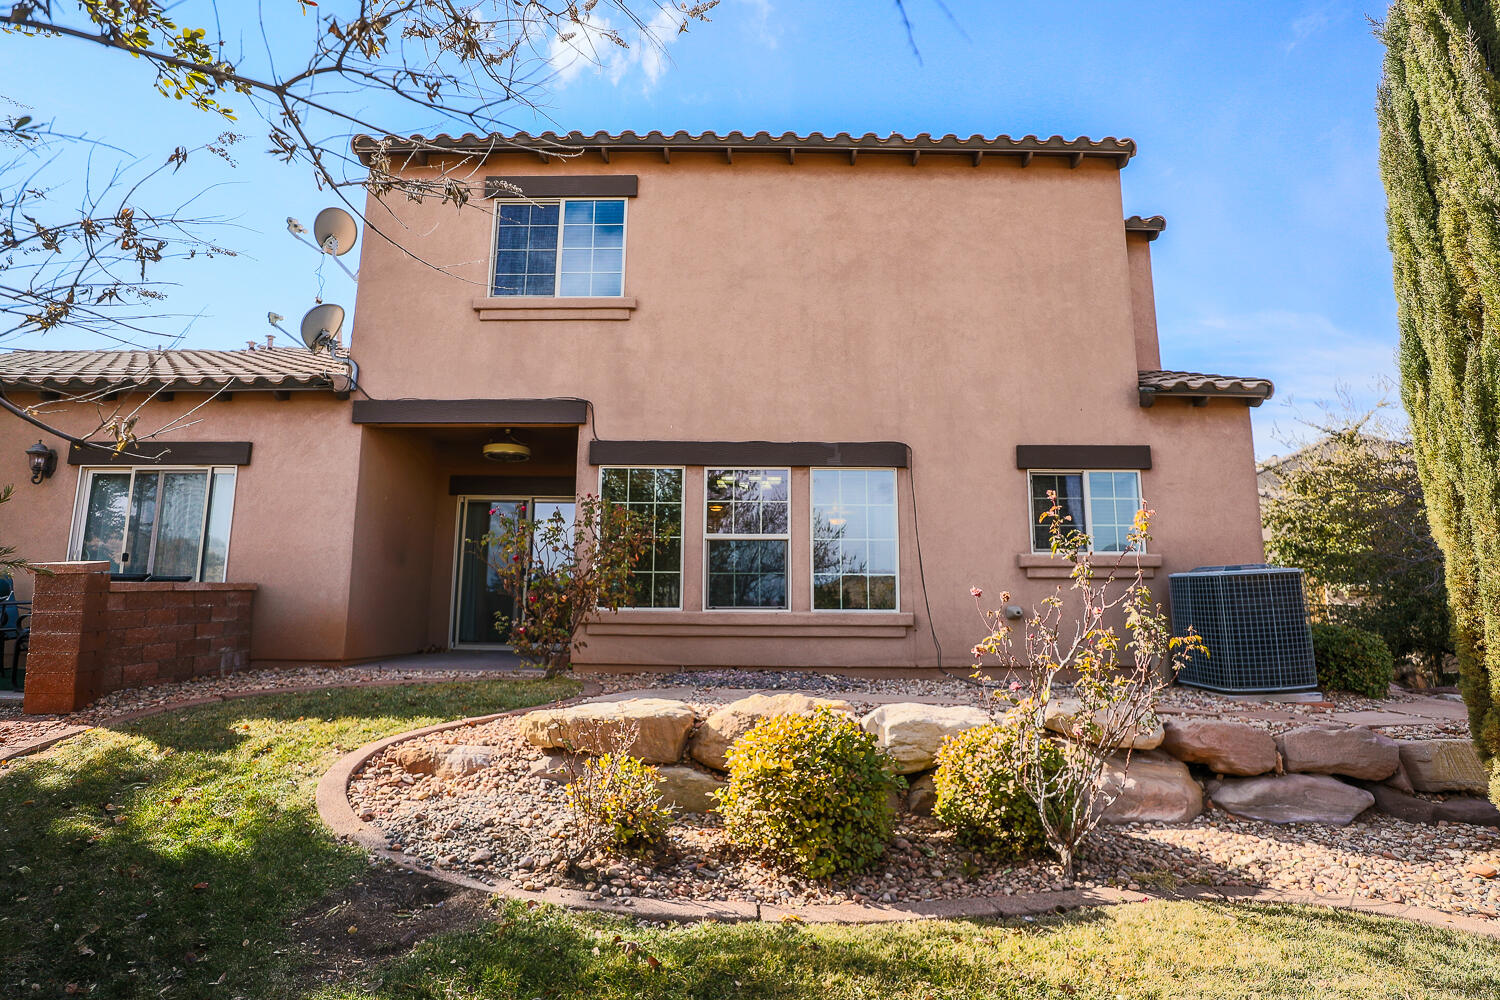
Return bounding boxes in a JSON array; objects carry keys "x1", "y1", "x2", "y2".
[
  {"x1": 492, "y1": 198, "x2": 626, "y2": 297},
  {"x1": 72, "y1": 466, "x2": 237, "y2": 581},
  {"x1": 1028, "y1": 470, "x2": 1142, "y2": 554},
  {"x1": 812, "y1": 469, "x2": 899, "y2": 610},
  {"x1": 705, "y1": 468, "x2": 789, "y2": 609}
]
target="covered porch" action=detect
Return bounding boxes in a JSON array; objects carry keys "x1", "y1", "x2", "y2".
[{"x1": 342, "y1": 398, "x2": 585, "y2": 661}]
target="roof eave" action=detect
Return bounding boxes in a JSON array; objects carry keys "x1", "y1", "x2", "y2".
[{"x1": 351, "y1": 131, "x2": 1137, "y2": 170}]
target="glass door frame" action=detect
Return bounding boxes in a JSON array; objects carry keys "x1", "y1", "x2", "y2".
[
  {"x1": 448, "y1": 494, "x2": 576, "y2": 650},
  {"x1": 68, "y1": 465, "x2": 234, "y2": 581}
]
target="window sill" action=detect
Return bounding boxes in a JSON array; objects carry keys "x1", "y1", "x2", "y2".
[
  {"x1": 584, "y1": 609, "x2": 914, "y2": 639},
  {"x1": 1017, "y1": 552, "x2": 1163, "y2": 579},
  {"x1": 472, "y1": 296, "x2": 636, "y2": 321}
]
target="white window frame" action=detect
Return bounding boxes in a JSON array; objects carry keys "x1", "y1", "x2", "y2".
[
  {"x1": 808, "y1": 467, "x2": 901, "y2": 613},
  {"x1": 68, "y1": 465, "x2": 238, "y2": 581},
  {"x1": 598, "y1": 465, "x2": 686, "y2": 611},
  {"x1": 1026, "y1": 469, "x2": 1145, "y2": 555},
  {"x1": 488, "y1": 196, "x2": 629, "y2": 298},
  {"x1": 703, "y1": 467, "x2": 791, "y2": 611}
]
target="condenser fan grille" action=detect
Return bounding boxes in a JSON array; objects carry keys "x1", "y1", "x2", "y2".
[{"x1": 1170, "y1": 564, "x2": 1317, "y2": 694}]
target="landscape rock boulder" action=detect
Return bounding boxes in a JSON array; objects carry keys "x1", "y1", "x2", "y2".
[
  {"x1": 516, "y1": 698, "x2": 697, "y2": 763},
  {"x1": 1100, "y1": 751, "x2": 1203, "y2": 824},
  {"x1": 1367, "y1": 784, "x2": 1500, "y2": 826},
  {"x1": 655, "y1": 765, "x2": 725, "y2": 814},
  {"x1": 860, "y1": 703, "x2": 993, "y2": 774},
  {"x1": 392, "y1": 744, "x2": 441, "y2": 776},
  {"x1": 1042, "y1": 697, "x2": 1164, "y2": 750},
  {"x1": 1159, "y1": 718, "x2": 1277, "y2": 776},
  {"x1": 434, "y1": 744, "x2": 497, "y2": 781},
  {"x1": 1397, "y1": 739, "x2": 1489, "y2": 795},
  {"x1": 688, "y1": 693, "x2": 853, "y2": 771},
  {"x1": 1209, "y1": 774, "x2": 1374, "y2": 825},
  {"x1": 526, "y1": 750, "x2": 576, "y2": 784},
  {"x1": 1278, "y1": 725, "x2": 1399, "y2": 781},
  {"x1": 906, "y1": 773, "x2": 937, "y2": 816}
]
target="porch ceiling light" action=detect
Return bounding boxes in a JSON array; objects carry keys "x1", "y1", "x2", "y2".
[
  {"x1": 482, "y1": 428, "x2": 531, "y2": 463},
  {"x1": 25, "y1": 440, "x2": 56, "y2": 484}
]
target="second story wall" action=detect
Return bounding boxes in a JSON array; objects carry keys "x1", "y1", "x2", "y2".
[{"x1": 349, "y1": 147, "x2": 1146, "y2": 443}]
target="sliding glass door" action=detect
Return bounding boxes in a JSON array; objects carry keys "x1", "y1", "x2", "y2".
[{"x1": 452, "y1": 496, "x2": 575, "y2": 647}]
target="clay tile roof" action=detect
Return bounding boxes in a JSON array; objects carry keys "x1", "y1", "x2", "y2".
[
  {"x1": 1124, "y1": 215, "x2": 1167, "y2": 241},
  {"x1": 0, "y1": 349, "x2": 353, "y2": 395},
  {"x1": 351, "y1": 130, "x2": 1137, "y2": 169},
  {"x1": 1138, "y1": 370, "x2": 1275, "y2": 407}
]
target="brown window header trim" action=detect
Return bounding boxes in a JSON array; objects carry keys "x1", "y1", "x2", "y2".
[
  {"x1": 352, "y1": 398, "x2": 589, "y2": 426},
  {"x1": 485, "y1": 175, "x2": 638, "y2": 199},
  {"x1": 1016, "y1": 445, "x2": 1152, "y2": 470},
  {"x1": 449, "y1": 475, "x2": 576, "y2": 497},
  {"x1": 590, "y1": 440, "x2": 909, "y2": 468},
  {"x1": 68, "y1": 441, "x2": 252, "y2": 467}
]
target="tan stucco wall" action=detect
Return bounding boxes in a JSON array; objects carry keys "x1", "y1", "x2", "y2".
[
  {"x1": 0, "y1": 392, "x2": 362, "y2": 662},
  {"x1": 341, "y1": 150, "x2": 1264, "y2": 669},
  {"x1": 1126, "y1": 232, "x2": 1162, "y2": 370}
]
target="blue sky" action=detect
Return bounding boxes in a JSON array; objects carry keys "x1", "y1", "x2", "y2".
[{"x1": 1, "y1": 1, "x2": 1397, "y2": 455}]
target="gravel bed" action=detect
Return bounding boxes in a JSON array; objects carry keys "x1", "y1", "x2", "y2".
[{"x1": 348, "y1": 705, "x2": 1500, "y2": 921}]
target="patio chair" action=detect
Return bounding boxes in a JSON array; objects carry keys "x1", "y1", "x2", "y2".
[{"x1": 0, "y1": 576, "x2": 29, "y2": 690}]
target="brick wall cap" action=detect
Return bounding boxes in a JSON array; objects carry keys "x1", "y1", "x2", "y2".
[
  {"x1": 34, "y1": 561, "x2": 111, "y2": 575},
  {"x1": 108, "y1": 581, "x2": 258, "y2": 592}
]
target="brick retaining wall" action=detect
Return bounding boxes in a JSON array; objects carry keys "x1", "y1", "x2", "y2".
[{"x1": 23, "y1": 561, "x2": 256, "y2": 714}]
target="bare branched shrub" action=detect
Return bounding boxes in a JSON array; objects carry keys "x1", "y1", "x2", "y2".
[{"x1": 970, "y1": 499, "x2": 1203, "y2": 878}]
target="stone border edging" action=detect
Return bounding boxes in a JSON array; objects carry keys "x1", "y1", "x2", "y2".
[
  {"x1": 314, "y1": 690, "x2": 1500, "y2": 938},
  {"x1": 0, "y1": 671, "x2": 563, "y2": 764}
]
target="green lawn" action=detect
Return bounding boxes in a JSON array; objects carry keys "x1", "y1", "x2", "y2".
[
  {"x1": 5, "y1": 679, "x2": 1500, "y2": 1000},
  {"x1": 0, "y1": 677, "x2": 575, "y2": 998},
  {"x1": 319, "y1": 899, "x2": 1500, "y2": 1000}
]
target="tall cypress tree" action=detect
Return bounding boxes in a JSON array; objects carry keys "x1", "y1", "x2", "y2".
[{"x1": 1378, "y1": 0, "x2": 1500, "y2": 803}]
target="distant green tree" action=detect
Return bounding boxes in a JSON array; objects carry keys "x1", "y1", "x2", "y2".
[
  {"x1": 1377, "y1": 0, "x2": 1500, "y2": 802},
  {"x1": 1261, "y1": 418, "x2": 1451, "y2": 681}
]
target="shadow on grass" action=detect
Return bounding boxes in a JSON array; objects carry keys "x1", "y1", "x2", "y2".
[
  {"x1": 0, "y1": 678, "x2": 572, "y2": 999},
  {"x1": 318, "y1": 897, "x2": 1500, "y2": 1000}
]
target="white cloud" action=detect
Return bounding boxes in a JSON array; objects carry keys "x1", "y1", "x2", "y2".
[
  {"x1": 1185, "y1": 308, "x2": 1402, "y2": 456},
  {"x1": 1283, "y1": 4, "x2": 1337, "y2": 53},
  {"x1": 546, "y1": 7, "x2": 686, "y2": 93},
  {"x1": 737, "y1": 0, "x2": 780, "y2": 50}
]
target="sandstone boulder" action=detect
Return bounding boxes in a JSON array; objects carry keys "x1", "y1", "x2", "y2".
[
  {"x1": 1209, "y1": 774, "x2": 1374, "y2": 825},
  {"x1": 1160, "y1": 718, "x2": 1277, "y2": 776},
  {"x1": 688, "y1": 693, "x2": 852, "y2": 771},
  {"x1": 1397, "y1": 739, "x2": 1489, "y2": 795},
  {"x1": 516, "y1": 698, "x2": 696, "y2": 763},
  {"x1": 1278, "y1": 725, "x2": 1399, "y2": 781},
  {"x1": 655, "y1": 765, "x2": 724, "y2": 814},
  {"x1": 1434, "y1": 796, "x2": 1500, "y2": 827},
  {"x1": 434, "y1": 744, "x2": 497, "y2": 781},
  {"x1": 527, "y1": 750, "x2": 576, "y2": 784},
  {"x1": 1043, "y1": 697, "x2": 1164, "y2": 750},
  {"x1": 1100, "y1": 751, "x2": 1203, "y2": 824},
  {"x1": 860, "y1": 703, "x2": 993, "y2": 774},
  {"x1": 906, "y1": 773, "x2": 937, "y2": 817},
  {"x1": 392, "y1": 744, "x2": 441, "y2": 775}
]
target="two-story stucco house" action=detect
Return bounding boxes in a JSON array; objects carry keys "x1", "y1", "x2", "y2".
[{"x1": 0, "y1": 130, "x2": 1272, "y2": 673}]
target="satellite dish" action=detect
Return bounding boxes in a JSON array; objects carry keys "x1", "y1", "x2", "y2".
[
  {"x1": 300, "y1": 303, "x2": 345, "y2": 352},
  {"x1": 313, "y1": 207, "x2": 358, "y2": 257}
]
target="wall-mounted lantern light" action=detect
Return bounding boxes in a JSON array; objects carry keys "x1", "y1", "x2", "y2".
[{"x1": 25, "y1": 440, "x2": 56, "y2": 484}]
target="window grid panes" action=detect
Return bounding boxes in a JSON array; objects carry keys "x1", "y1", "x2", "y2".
[
  {"x1": 492, "y1": 198, "x2": 625, "y2": 297},
  {"x1": 1028, "y1": 470, "x2": 1142, "y2": 554},
  {"x1": 74, "y1": 467, "x2": 237, "y2": 581},
  {"x1": 705, "y1": 468, "x2": 789, "y2": 609},
  {"x1": 812, "y1": 468, "x2": 898, "y2": 610},
  {"x1": 601, "y1": 467, "x2": 684, "y2": 609}
]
